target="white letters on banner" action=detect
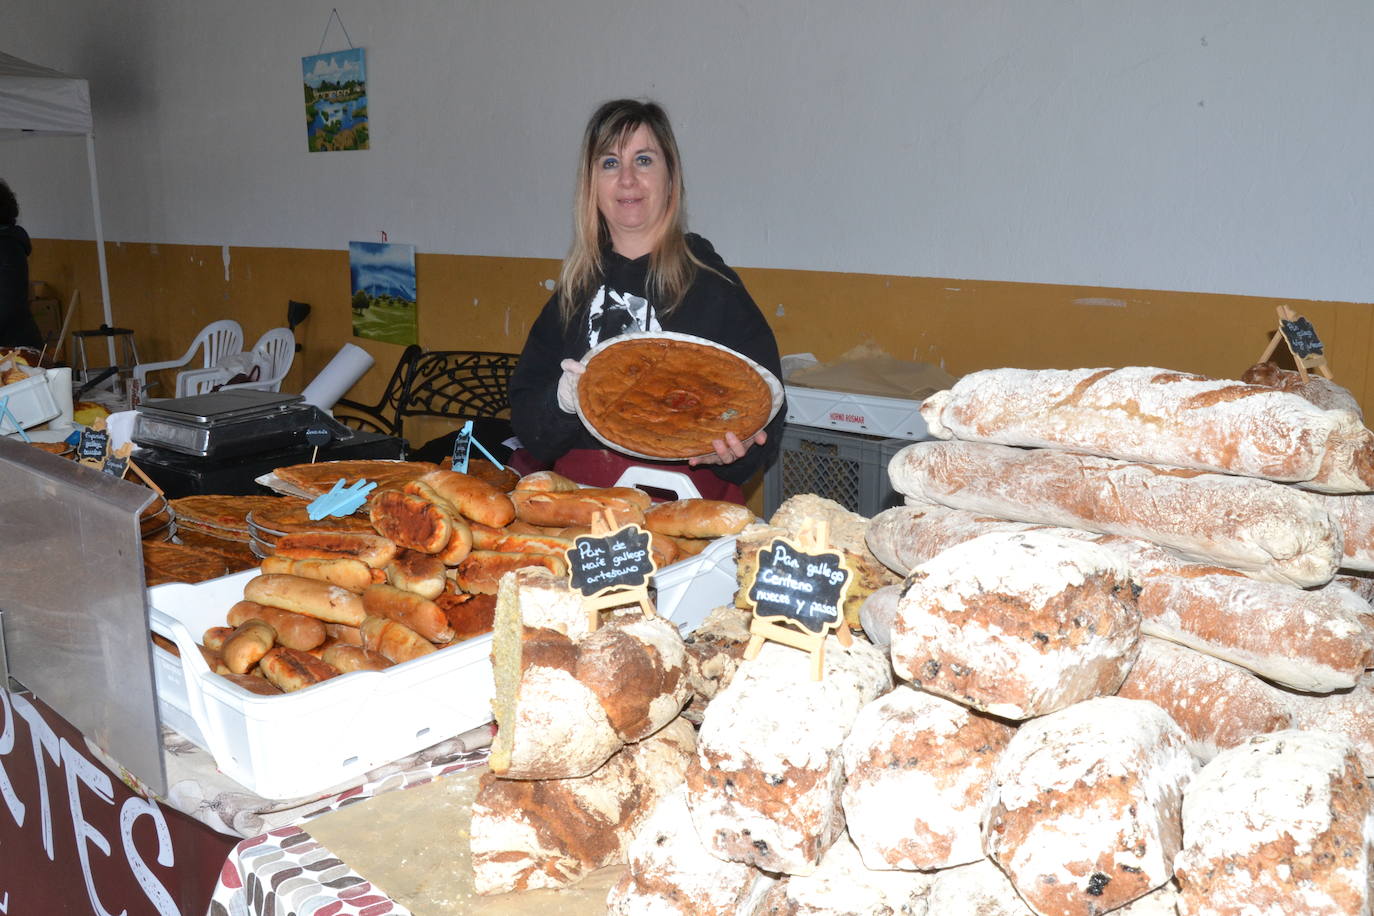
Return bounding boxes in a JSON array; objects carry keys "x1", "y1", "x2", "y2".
[
  {"x1": 14, "y1": 693, "x2": 60, "y2": 860},
  {"x1": 0, "y1": 689, "x2": 25, "y2": 829},
  {"x1": 121, "y1": 798, "x2": 178, "y2": 916}
]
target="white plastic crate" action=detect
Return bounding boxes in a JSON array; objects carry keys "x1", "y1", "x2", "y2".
[
  {"x1": 0, "y1": 371, "x2": 60, "y2": 434},
  {"x1": 149, "y1": 570, "x2": 496, "y2": 800},
  {"x1": 783, "y1": 384, "x2": 928, "y2": 440}
]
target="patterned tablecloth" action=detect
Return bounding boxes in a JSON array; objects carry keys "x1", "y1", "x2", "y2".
[{"x1": 89, "y1": 722, "x2": 493, "y2": 916}]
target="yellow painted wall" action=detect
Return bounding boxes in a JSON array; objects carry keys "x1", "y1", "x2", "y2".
[{"x1": 33, "y1": 237, "x2": 1371, "y2": 406}]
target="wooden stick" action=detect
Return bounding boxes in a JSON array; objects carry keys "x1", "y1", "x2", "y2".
[{"x1": 55, "y1": 289, "x2": 80, "y2": 365}]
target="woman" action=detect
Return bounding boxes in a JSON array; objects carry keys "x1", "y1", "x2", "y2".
[
  {"x1": 0, "y1": 179, "x2": 42, "y2": 350},
  {"x1": 509, "y1": 99, "x2": 783, "y2": 504}
]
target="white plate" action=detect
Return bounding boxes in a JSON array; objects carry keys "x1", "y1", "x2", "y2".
[{"x1": 574, "y1": 331, "x2": 784, "y2": 462}]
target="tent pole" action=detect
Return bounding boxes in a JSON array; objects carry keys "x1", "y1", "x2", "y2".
[{"x1": 85, "y1": 132, "x2": 115, "y2": 366}]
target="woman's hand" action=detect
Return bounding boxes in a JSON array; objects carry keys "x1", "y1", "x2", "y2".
[
  {"x1": 556, "y1": 359, "x2": 585, "y2": 413},
  {"x1": 688, "y1": 430, "x2": 767, "y2": 467}
]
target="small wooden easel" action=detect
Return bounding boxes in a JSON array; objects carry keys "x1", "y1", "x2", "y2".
[
  {"x1": 1258, "y1": 305, "x2": 1334, "y2": 382},
  {"x1": 743, "y1": 520, "x2": 853, "y2": 681}
]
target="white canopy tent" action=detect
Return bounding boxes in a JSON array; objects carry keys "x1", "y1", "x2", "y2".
[{"x1": 0, "y1": 50, "x2": 114, "y2": 351}]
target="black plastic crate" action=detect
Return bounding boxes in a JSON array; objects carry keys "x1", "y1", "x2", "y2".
[{"x1": 763, "y1": 423, "x2": 915, "y2": 519}]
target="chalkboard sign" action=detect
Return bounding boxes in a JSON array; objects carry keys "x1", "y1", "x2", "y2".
[
  {"x1": 304, "y1": 426, "x2": 333, "y2": 447},
  {"x1": 748, "y1": 538, "x2": 851, "y2": 635},
  {"x1": 566, "y1": 524, "x2": 656, "y2": 597},
  {"x1": 101, "y1": 451, "x2": 130, "y2": 478},
  {"x1": 450, "y1": 421, "x2": 473, "y2": 474},
  {"x1": 1280, "y1": 316, "x2": 1324, "y2": 358},
  {"x1": 76, "y1": 428, "x2": 110, "y2": 464}
]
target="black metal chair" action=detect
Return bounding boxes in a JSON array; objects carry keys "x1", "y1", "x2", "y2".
[
  {"x1": 398, "y1": 350, "x2": 520, "y2": 427},
  {"x1": 332, "y1": 344, "x2": 420, "y2": 437}
]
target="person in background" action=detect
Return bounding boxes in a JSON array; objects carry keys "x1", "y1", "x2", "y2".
[
  {"x1": 509, "y1": 98, "x2": 783, "y2": 504},
  {"x1": 0, "y1": 179, "x2": 43, "y2": 350}
]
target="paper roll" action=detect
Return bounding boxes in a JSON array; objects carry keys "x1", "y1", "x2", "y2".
[
  {"x1": 44, "y1": 367, "x2": 74, "y2": 429},
  {"x1": 301, "y1": 343, "x2": 376, "y2": 410}
]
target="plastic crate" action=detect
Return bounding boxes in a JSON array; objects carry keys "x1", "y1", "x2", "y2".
[{"x1": 763, "y1": 423, "x2": 916, "y2": 519}]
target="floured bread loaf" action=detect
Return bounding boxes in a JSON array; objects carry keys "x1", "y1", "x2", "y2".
[
  {"x1": 681, "y1": 603, "x2": 754, "y2": 725},
  {"x1": 1173, "y1": 730, "x2": 1374, "y2": 916},
  {"x1": 1116, "y1": 636, "x2": 1293, "y2": 761},
  {"x1": 1335, "y1": 572, "x2": 1374, "y2": 604},
  {"x1": 888, "y1": 440, "x2": 1341, "y2": 587},
  {"x1": 920, "y1": 366, "x2": 1374, "y2": 492},
  {"x1": 686, "y1": 637, "x2": 891, "y2": 876},
  {"x1": 470, "y1": 716, "x2": 695, "y2": 895},
  {"x1": 755, "y1": 833, "x2": 936, "y2": 915},
  {"x1": 870, "y1": 502, "x2": 1373, "y2": 691},
  {"x1": 734, "y1": 494, "x2": 900, "y2": 628},
  {"x1": 488, "y1": 568, "x2": 689, "y2": 778},
  {"x1": 605, "y1": 785, "x2": 777, "y2": 915},
  {"x1": 923, "y1": 857, "x2": 1034, "y2": 915},
  {"x1": 1312, "y1": 491, "x2": 1374, "y2": 572},
  {"x1": 984, "y1": 696, "x2": 1197, "y2": 916},
  {"x1": 842, "y1": 684, "x2": 1015, "y2": 870},
  {"x1": 1241, "y1": 360, "x2": 1364, "y2": 418},
  {"x1": 891, "y1": 531, "x2": 1140, "y2": 720},
  {"x1": 1285, "y1": 673, "x2": 1374, "y2": 777}
]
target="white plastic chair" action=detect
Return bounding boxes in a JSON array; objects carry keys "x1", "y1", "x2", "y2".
[
  {"x1": 131, "y1": 319, "x2": 245, "y2": 399},
  {"x1": 218, "y1": 327, "x2": 296, "y2": 393}
]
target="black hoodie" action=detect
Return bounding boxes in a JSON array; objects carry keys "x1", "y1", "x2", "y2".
[{"x1": 0, "y1": 223, "x2": 41, "y2": 348}]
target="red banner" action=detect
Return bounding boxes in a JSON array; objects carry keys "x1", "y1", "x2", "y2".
[{"x1": 0, "y1": 688, "x2": 236, "y2": 915}]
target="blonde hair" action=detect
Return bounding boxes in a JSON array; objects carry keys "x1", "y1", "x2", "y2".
[{"x1": 557, "y1": 99, "x2": 716, "y2": 327}]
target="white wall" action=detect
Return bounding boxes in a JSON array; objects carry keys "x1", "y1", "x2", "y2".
[{"x1": 3, "y1": 1, "x2": 1373, "y2": 303}]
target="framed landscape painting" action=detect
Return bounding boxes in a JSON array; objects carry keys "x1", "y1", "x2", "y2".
[
  {"x1": 349, "y1": 241, "x2": 417, "y2": 345},
  {"x1": 303, "y1": 48, "x2": 369, "y2": 152}
]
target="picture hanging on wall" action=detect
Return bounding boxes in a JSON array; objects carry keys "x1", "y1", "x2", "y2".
[
  {"x1": 303, "y1": 47, "x2": 369, "y2": 152},
  {"x1": 349, "y1": 241, "x2": 418, "y2": 345}
]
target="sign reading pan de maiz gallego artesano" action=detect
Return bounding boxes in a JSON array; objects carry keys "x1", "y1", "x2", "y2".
[{"x1": 564, "y1": 520, "x2": 659, "y2": 630}]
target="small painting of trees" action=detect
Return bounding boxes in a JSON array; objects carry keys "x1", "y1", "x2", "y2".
[{"x1": 349, "y1": 242, "x2": 417, "y2": 345}]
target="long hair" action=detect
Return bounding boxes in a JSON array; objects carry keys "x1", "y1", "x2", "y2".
[
  {"x1": 0, "y1": 180, "x2": 18, "y2": 225},
  {"x1": 557, "y1": 99, "x2": 711, "y2": 327}
]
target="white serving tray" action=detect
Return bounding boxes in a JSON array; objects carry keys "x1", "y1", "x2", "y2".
[
  {"x1": 149, "y1": 570, "x2": 495, "y2": 800},
  {"x1": 783, "y1": 383, "x2": 930, "y2": 440}
]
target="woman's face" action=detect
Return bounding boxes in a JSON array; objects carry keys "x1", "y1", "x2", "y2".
[{"x1": 594, "y1": 123, "x2": 671, "y2": 258}]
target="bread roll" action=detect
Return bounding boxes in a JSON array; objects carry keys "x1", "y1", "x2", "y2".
[
  {"x1": 320, "y1": 644, "x2": 393, "y2": 672},
  {"x1": 368, "y1": 489, "x2": 455, "y2": 554},
  {"x1": 921, "y1": 366, "x2": 1374, "y2": 492},
  {"x1": 512, "y1": 489, "x2": 646, "y2": 529},
  {"x1": 272, "y1": 531, "x2": 398, "y2": 568},
  {"x1": 221, "y1": 619, "x2": 277, "y2": 675},
  {"x1": 418, "y1": 468, "x2": 516, "y2": 528},
  {"x1": 359, "y1": 614, "x2": 436, "y2": 663},
  {"x1": 434, "y1": 515, "x2": 473, "y2": 565},
  {"x1": 202, "y1": 626, "x2": 233, "y2": 652},
  {"x1": 889, "y1": 440, "x2": 1342, "y2": 587},
  {"x1": 434, "y1": 592, "x2": 497, "y2": 643},
  {"x1": 384, "y1": 549, "x2": 448, "y2": 599},
  {"x1": 514, "y1": 470, "x2": 580, "y2": 493},
  {"x1": 226, "y1": 599, "x2": 327, "y2": 652},
  {"x1": 243, "y1": 573, "x2": 366, "y2": 626},
  {"x1": 257, "y1": 647, "x2": 340, "y2": 692},
  {"x1": 259, "y1": 554, "x2": 375, "y2": 593},
  {"x1": 361, "y1": 583, "x2": 454, "y2": 643},
  {"x1": 452, "y1": 550, "x2": 567, "y2": 595},
  {"x1": 644, "y1": 498, "x2": 754, "y2": 538},
  {"x1": 324, "y1": 622, "x2": 363, "y2": 645},
  {"x1": 467, "y1": 521, "x2": 506, "y2": 550}
]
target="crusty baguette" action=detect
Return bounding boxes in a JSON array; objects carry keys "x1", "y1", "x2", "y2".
[
  {"x1": 369, "y1": 489, "x2": 455, "y2": 554},
  {"x1": 403, "y1": 478, "x2": 464, "y2": 518},
  {"x1": 226, "y1": 599, "x2": 327, "y2": 651},
  {"x1": 243, "y1": 573, "x2": 367, "y2": 626},
  {"x1": 491, "y1": 532, "x2": 575, "y2": 558},
  {"x1": 512, "y1": 490, "x2": 646, "y2": 529},
  {"x1": 468, "y1": 521, "x2": 506, "y2": 550},
  {"x1": 360, "y1": 615, "x2": 437, "y2": 663},
  {"x1": 385, "y1": 549, "x2": 448, "y2": 599},
  {"x1": 219, "y1": 672, "x2": 283, "y2": 695},
  {"x1": 273, "y1": 531, "x2": 399, "y2": 568},
  {"x1": 259, "y1": 555, "x2": 375, "y2": 593},
  {"x1": 258, "y1": 647, "x2": 341, "y2": 692},
  {"x1": 362, "y1": 583, "x2": 455, "y2": 642},
  {"x1": 221, "y1": 619, "x2": 277, "y2": 675},
  {"x1": 644, "y1": 499, "x2": 754, "y2": 538},
  {"x1": 321, "y1": 644, "x2": 394, "y2": 672},
  {"x1": 452, "y1": 550, "x2": 569, "y2": 595},
  {"x1": 418, "y1": 469, "x2": 517, "y2": 528},
  {"x1": 324, "y1": 622, "x2": 364, "y2": 645},
  {"x1": 202, "y1": 626, "x2": 233, "y2": 652},
  {"x1": 514, "y1": 470, "x2": 581, "y2": 493}
]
